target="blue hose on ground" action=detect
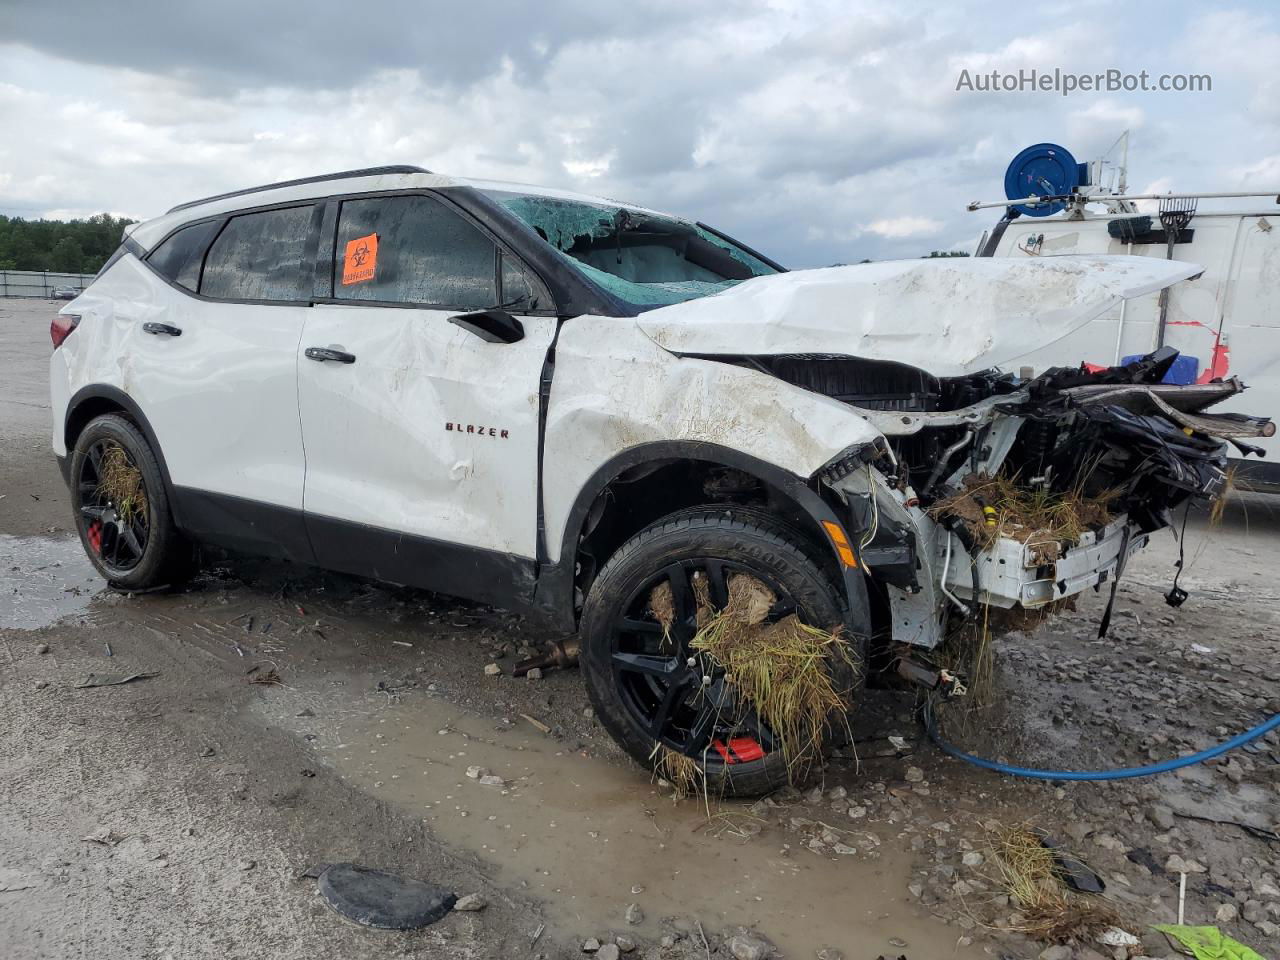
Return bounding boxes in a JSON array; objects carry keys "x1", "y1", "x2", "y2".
[{"x1": 923, "y1": 698, "x2": 1280, "y2": 782}]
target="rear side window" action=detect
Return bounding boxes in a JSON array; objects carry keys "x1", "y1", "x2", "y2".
[
  {"x1": 148, "y1": 219, "x2": 221, "y2": 291},
  {"x1": 333, "y1": 194, "x2": 497, "y2": 309},
  {"x1": 200, "y1": 205, "x2": 314, "y2": 302}
]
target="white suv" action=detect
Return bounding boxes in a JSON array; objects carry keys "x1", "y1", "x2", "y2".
[{"x1": 51, "y1": 165, "x2": 1269, "y2": 794}]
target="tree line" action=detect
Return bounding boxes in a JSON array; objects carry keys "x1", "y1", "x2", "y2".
[{"x1": 0, "y1": 213, "x2": 136, "y2": 275}]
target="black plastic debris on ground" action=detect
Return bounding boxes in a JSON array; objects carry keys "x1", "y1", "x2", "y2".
[
  {"x1": 1037, "y1": 832, "x2": 1105, "y2": 893},
  {"x1": 1127, "y1": 846, "x2": 1166, "y2": 878},
  {"x1": 317, "y1": 863, "x2": 456, "y2": 930}
]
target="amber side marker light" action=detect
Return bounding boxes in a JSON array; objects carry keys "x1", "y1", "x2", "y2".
[{"x1": 821, "y1": 520, "x2": 858, "y2": 568}]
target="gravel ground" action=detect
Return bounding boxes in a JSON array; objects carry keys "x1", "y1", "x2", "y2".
[{"x1": 2, "y1": 297, "x2": 1278, "y2": 960}]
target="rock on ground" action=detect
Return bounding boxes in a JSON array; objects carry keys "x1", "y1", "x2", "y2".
[{"x1": 727, "y1": 929, "x2": 774, "y2": 960}]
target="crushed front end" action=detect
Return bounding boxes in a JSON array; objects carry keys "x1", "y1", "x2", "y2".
[{"x1": 810, "y1": 347, "x2": 1274, "y2": 648}]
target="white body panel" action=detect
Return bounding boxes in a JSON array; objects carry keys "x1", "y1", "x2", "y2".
[
  {"x1": 297, "y1": 304, "x2": 557, "y2": 557},
  {"x1": 542, "y1": 316, "x2": 882, "y2": 564},
  {"x1": 638, "y1": 255, "x2": 1202, "y2": 378},
  {"x1": 987, "y1": 212, "x2": 1280, "y2": 464},
  {"x1": 51, "y1": 253, "x2": 307, "y2": 508}
]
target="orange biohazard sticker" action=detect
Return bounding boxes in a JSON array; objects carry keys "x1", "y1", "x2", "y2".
[{"x1": 342, "y1": 233, "x2": 378, "y2": 285}]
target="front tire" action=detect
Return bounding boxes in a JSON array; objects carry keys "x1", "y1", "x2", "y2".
[
  {"x1": 69, "y1": 413, "x2": 193, "y2": 590},
  {"x1": 579, "y1": 506, "x2": 864, "y2": 798}
]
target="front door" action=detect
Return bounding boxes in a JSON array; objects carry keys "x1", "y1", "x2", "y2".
[{"x1": 297, "y1": 191, "x2": 558, "y2": 606}]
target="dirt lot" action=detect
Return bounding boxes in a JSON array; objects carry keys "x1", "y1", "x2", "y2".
[{"x1": 2, "y1": 297, "x2": 1278, "y2": 960}]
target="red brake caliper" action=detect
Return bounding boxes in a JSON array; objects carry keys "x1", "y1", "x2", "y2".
[
  {"x1": 87, "y1": 520, "x2": 103, "y2": 554},
  {"x1": 711, "y1": 737, "x2": 766, "y2": 764}
]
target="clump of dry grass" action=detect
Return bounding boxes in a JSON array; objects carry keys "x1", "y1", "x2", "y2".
[
  {"x1": 938, "y1": 596, "x2": 1081, "y2": 711},
  {"x1": 650, "y1": 742, "x2": 705, "y2": 805},
  {"x1": 647, "y1": 579, "x2": 676, "y2": 648},
  {"x1": 97, "y1": 443, "x2": 147, "y2": 524},
  {"x1": 689, "y1": 572, "x2": 856, "y2": 778},
  {"x1": 989, "y1": 825, "x2": 1120, "y2": 944},
  {"x1": 949, "y1": 603, "x2": 996, "y2": 709},
  {"x1": 931, "y1": 473, "x2": 1116, "y2": 556}
]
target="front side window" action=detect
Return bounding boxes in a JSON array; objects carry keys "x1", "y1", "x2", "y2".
[
  {"x1": 333, "y1": 194, "x2": 497, "y2": 309},
  {"x1": 148, "y1": 219, "x2": 222, "y2": 291},
  {"x1": 481, "y1": 190, "x2": 780, "y2": 309},
  {"x1": 200, "y1": 205, "x2": 314, "y2": 302},
  {"x1": 499, "y1": 251, "x2": 551, "y2": 312}
]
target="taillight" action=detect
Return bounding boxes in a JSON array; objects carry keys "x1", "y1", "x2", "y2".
[{"x1": 51, "y1": 314, "x2": 80, "y2": 349}]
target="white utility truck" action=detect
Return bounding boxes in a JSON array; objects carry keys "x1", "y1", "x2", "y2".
[{"x1": 973, "y1": 138, "x2": 1280, "y2": 490}]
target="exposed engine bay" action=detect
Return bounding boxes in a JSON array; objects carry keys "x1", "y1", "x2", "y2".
[{"x1": 740, "y1": 347, "x2": 1274, "y2": 649}]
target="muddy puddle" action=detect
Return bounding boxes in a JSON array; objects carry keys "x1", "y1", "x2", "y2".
[
  {"x1": 0, "y1": 534, "x2": 103, "y2": 629},
  {"x1": 72, "y1": 559, "x2": 980, "y2": 955},
  {"x1": 264, "y1": 686, "x2": 981, "y2": 958}
]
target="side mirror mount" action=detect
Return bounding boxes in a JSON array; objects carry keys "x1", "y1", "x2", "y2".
[{"x1": 448, "y1": 308, "x2": 525, "y2": 344}]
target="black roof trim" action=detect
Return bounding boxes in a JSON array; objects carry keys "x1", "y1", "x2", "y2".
[{"x1": 166, "y1": 165, "x2": 432, "y2": 215}]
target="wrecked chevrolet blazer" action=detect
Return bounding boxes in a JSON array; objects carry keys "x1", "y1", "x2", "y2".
[{"x1": 50, "y1": 165, "x2": 1273, "y2": 795}]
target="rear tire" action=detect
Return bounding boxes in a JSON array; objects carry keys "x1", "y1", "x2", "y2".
[
  {"x1": 579, "y1": 505, "x2": 865, "y2": 798},
  {"x1": 69, "y1": 413, "x2": 194, "y2": 590}
]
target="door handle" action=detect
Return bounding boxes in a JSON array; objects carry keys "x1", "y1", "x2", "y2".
[
  {"x1": 305, "y1": 346, "x2": 357, "y2": 364},
  {"x1": 142, "y1": 322, "x2": 182, "y2": 337}
]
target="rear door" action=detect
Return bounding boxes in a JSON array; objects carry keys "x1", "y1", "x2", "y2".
[
  {"x1": 128, "y1": 203, "x2": 319, "y2": 560},
  {"x1": 297, "y1": 191, "x2": 559, "y2": 605}
]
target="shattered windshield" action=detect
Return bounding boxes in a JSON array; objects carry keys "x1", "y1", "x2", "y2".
[{"x1": 482, "y1": 190, "x2": 780, "y2": 308}]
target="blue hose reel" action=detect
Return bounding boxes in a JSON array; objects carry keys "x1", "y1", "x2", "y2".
[{"x1": 1004, "y1": 143, "x2": 1087, "y2": 217}]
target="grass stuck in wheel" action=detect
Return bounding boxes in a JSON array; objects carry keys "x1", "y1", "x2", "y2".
[
  {"x1": 650, "y1": 742, "x2": 706, "y2": 805},
  {"x1": 97, "y1": 442, "x2": 148, "y2": 524},
  {"x1": 685, "y1": 571, "x2": 856, "y2": 779},
  {"x1": 647, "y1": 579, "x2": 677, "y2": 647}
]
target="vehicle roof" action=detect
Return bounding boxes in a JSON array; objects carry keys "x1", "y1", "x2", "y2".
[{"x1": 128, "y1": 167, "x2": 673, "y2": 250}]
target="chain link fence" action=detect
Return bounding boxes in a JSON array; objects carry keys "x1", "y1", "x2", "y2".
[{"x1": 0, "y1": 269, "x2": 96, "y2": 298}]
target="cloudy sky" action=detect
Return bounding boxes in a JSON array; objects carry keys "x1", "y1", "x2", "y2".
[{"x1": 1, "y1": 0, "x2": 1277, "y2": 266}]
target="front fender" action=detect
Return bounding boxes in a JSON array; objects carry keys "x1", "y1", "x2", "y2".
[{"x1": 541, "y1": 316, "x2": 884, "y2": 566}]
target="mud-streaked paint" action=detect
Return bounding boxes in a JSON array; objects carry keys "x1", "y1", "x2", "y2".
[
  {"x1": 53, "y1": 253, "x2": 310, "y2": 511},
  {"x1": 542, "y1": 317, "x2": 882, "y2": 564}
]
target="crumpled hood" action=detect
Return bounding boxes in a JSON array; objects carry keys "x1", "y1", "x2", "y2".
[{"x1": 637, "y1": 255, "x2": 1203, "y2": 378}]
